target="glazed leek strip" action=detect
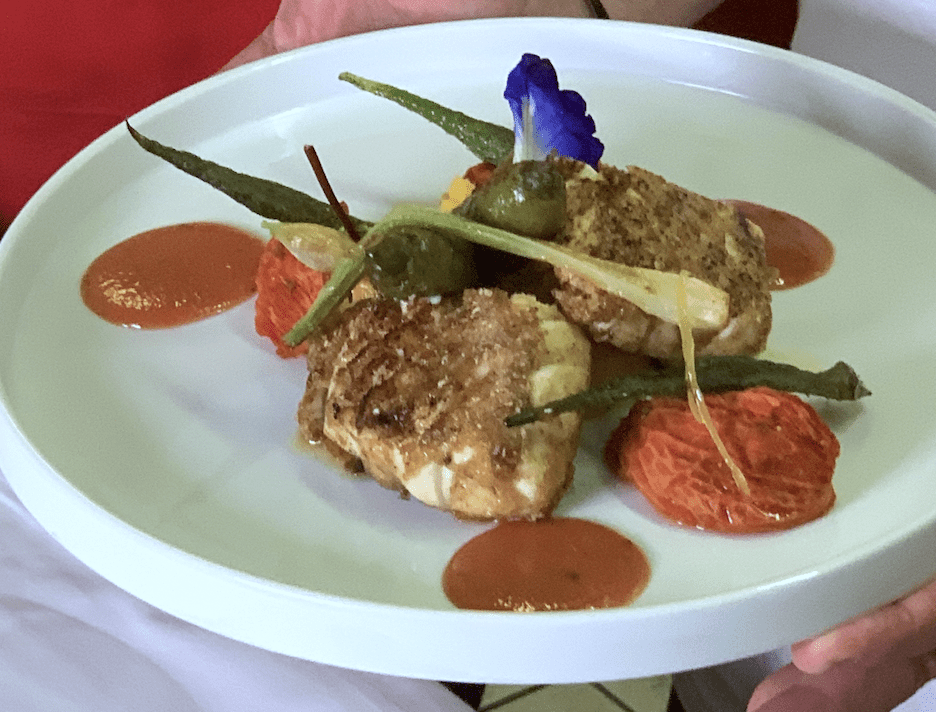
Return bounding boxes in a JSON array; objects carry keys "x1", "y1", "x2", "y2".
[
  {"x1": 339, "y1": 72, "x2": 515, "y2": 165},
  {"x1": 263, "y1": 221, "x2": 359, "y2": 272},
  {"x1": 505, "y1": 356, "x2": 871, "y2": 427},
  {"x1": 126, "y1": 123, "x2": 373, "y2": 234},
  {"x1": 373, "y1": 204, "x2": 729, "y2": 330},
  {"x1": 283, "y1": 204, "x2": 729, "y2": 347},
  {"x1": 677, "y1": 271, "x2": 750, "y2": 497}
]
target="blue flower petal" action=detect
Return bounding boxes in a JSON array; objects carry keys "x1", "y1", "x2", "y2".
[{"x1": 504, "y1": 54, "x2": 604, "y2": 168}]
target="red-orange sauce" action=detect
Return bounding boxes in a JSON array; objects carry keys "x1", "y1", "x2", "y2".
[
  {"x1": 442, "y1": 518, "x2": 650, "y2": 612},
  {"x1": 81, "y1": 222, "x2": 264, "y2": 328},
  {"x1": 728, "y1": 200, "x2": 835, "y2": 290}
]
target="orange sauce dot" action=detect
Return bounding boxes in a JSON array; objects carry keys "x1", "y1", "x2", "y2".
[
  {"x1": 442, "y1": 518, "x2": 650, "y2": 612},
  {"x1": 81, "y1": 221, "x2": 264, "y2": 328},
  {"x1": 728, "y1": 200, "x2": 835, "y2": 290}
]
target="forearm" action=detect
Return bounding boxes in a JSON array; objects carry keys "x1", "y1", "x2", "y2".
[{"x1": 603, "y1": 0, "x2": 723, "y2": 25}]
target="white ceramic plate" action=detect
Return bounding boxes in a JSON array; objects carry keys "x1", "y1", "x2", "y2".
[{"x1": 3, "y1": 18, "x2": 936, "y2": 684}]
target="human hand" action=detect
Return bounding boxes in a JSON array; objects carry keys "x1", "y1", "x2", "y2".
[
  {"x1": 747, "y1": 576, "x2": 936, "y2": 712},
  {"x1": 223, "y1": 0, "x2": 722, "y2": 70}
]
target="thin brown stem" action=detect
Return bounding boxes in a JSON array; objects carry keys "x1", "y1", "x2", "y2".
[{"x1": 303, "y1": 145, "x2": 362, "y2": 242}]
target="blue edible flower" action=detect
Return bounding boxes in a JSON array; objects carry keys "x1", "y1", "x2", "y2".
[{"x1": 504, "y1": 53, "x2": 604, "y2": 169}]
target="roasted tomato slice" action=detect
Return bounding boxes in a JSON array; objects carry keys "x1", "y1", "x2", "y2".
[{"x1": 606, "y1": 387, "x2": 839, "y2": 533}]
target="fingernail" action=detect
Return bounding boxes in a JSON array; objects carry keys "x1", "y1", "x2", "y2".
[{"x1": 752, "y1": 686, "x2": 835, "y2": 712}]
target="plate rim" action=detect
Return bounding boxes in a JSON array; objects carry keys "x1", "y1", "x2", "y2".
[{"x1": 3, "y1": 16, "x2": 936, "y2": 683}]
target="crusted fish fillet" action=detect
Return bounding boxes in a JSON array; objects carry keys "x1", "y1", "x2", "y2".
[
  {"x1": 551, "y1": 159, "x2": 776, "y2": 359},
  {"x1": 297, "y1": 288, "x2": 591, "y2": 520}
]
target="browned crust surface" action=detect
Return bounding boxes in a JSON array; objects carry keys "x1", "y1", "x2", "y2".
[
  {"x1": 298, "y1": 288, "x2": 585, "y2": 520},
  {"x1": 551, "y1": 159, "x2": 775, "y2": 357}
]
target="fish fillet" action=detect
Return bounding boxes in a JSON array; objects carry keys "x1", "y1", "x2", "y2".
[{"x1": 297, "y1": 288, "x2": 591, "y2": 520}]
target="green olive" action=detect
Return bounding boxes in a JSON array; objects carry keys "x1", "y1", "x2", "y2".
[
  {"x1": 365, "y1": 226, "x2": 477, "y2": 300},
  {"x1": 455, "y1": 160, "x2": 566, "y2": 240}
]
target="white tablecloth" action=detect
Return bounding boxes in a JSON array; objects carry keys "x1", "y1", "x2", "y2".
[{"x1": 0, "y1": 470, "x2": 470, "y2": 712}]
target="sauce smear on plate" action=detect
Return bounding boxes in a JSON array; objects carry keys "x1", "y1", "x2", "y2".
[
  {"x1": 729, "y1": 200, "x2": 834, "y2": 290},
  {"x1": 81, "y1": 222, "x2": 263, "y2": 328},
  {"x1": 443, "y1": 518, "x2": 650, "y2": 611}
]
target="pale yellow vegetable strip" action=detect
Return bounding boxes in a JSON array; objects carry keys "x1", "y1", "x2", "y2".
[
  {"x1": 374, "y1": 204, "x2": 730, "y2": 330},
  {"x1": 677, "y1": 271, "x2": 751, "y2": 497},
  {"x1": 263, "y1": 220, "x2": 361, "y2": 272}
]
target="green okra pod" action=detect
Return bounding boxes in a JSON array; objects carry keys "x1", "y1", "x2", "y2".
[
  {"x1": 455, "y1": 160, "x2": 566, "y2": 240},
  {"x1": 283, "y1": 251, "x2": 369, "y2": 347},
  {"x1": 126, "y1": 122, "x2": 372, "y2": 234},
  {"x1": 505, "y1": 355, "x2": 871, "y2": 427},
  {"x1": 338, "y1": 72, "x2": 515, "y2": 165}
]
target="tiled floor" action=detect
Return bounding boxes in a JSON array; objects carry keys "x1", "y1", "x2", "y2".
[{"x1": 478, "y1": 675, "x2": 673, "y2": 712}]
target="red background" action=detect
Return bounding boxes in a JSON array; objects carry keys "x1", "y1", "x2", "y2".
[
  {"x1": 1, "y1": 0, "x2": 279, "y2": 222},
  {"x1": 1, "y1": 0, "x2": 796, "y2": 229}
]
